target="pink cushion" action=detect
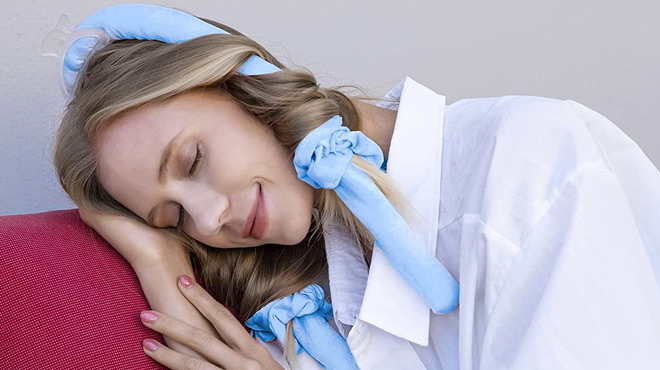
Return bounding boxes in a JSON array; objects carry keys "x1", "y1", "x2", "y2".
[{"x1": 0, "y1": 209, "x2": 166, "y2": 369}]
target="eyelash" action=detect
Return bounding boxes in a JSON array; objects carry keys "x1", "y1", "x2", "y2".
[{"x1": 176, "y1": 143, "x2": 203, "y2": 230}]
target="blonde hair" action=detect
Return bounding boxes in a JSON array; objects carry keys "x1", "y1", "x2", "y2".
[{"x1": 52, "y1": 8, "x2": 419, "y2": 368}]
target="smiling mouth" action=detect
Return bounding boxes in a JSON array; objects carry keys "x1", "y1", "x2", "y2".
[
  {"x1": 249, "y1": 184, "x2": 268, "y2": 240},
  {"x1": 242, "y1": 184, "x2": 260, "y2": 238},
  {"x1": 248, "y1": 204, "x2": 258, "y2": 236}
]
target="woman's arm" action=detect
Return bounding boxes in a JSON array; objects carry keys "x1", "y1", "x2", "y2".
[{"x1": 130, "y1": 244, "x2": 222, "y2": 360}]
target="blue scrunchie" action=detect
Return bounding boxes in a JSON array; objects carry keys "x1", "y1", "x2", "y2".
[
  {"x1": 246, "y1": 284, "x2": 359, "y2": 369},
  {"x1": 294, "y1": 115, "x2": 459, "y2": 314}
]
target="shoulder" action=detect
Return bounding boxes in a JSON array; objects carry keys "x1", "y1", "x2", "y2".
[
  {"x1": 446, "y1": 94, "x2": 569, "y2": 114},
  {"x1": 439, "y1": 95, "x2": 610, "y2": 242},
  {"x1": 443, "y1": 95, "x2": 608, "y2": 173},
  {"x1": 444, "y1": 95, "x2": 590, "y2": 140}
]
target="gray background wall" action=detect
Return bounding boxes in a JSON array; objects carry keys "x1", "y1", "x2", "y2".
[{"x1": 1, "y1": 0, "x2": 659, "y2": 216}]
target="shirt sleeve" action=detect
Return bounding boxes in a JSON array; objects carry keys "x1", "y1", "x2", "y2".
[{"x1": 477, "y1": 167, "x2": 660, "y2": 369}]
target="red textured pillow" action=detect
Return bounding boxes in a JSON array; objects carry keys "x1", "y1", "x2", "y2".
[{"x1": 0, "y1": 209, "x2": 166, "y2": 369}]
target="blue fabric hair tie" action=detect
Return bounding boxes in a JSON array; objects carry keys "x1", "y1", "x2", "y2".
[
  {"x1": 246, "y1": 284, "x2": 359, "y2": 370},
  {"x1": 294, "y1": 115, "x2": 459, "y2": 314}
]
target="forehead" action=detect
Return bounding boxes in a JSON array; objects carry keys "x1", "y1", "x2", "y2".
[
  {"x1": 96, "y1": 101, "x2": 179, "y2": 171},
  {"x1": 94, "y1": 101, "x2": 183, "y2": 217},
  {"x1": 95, "y1": 91, "x2": 225, "y2": 170}
]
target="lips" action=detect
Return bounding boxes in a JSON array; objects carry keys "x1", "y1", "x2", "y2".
[
  {"x1": 249, "y1": 185, "x2": 268, "y2": 240},
  {"x1": 242, "y1": 185, "x2": 260, "y2": 238}
]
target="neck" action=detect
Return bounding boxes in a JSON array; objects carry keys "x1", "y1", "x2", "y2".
[{"x1": 350, "y1": 98, "x2": 398, "y2": 160}]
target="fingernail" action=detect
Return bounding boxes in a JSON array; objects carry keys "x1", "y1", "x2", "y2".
[
  {"x1": 143, "y1": 339, "x2": 159, "y2": 351},
  {"x1": 179, "y1": 275, "x2": 193, "y2": 288},
  {"x1": 140, "y1": 311, "x2": 158, "y2": 323}
]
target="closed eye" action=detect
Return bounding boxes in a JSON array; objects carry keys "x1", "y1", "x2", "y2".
[
  {"x1": 176, "y1": 142, "x2": 203, "y2": 230},
  {"x1": 188, "y1": 142, "x2": 203, "y2": 176}
]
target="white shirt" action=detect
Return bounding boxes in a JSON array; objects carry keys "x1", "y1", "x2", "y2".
[{"x1": 259, "y1": 76, "x2": 660, "y2": 369}]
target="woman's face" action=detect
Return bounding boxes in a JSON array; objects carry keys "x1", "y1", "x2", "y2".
[{"x1": 95, "y1": 89, "x2": 320, "y2": 248}]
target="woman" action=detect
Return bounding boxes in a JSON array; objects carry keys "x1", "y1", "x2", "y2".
[{"x1": 49, "y1": 3, "x2": 660, "y2": 370}]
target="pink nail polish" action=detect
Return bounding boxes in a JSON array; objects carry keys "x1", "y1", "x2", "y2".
[
  {"x1": 143, "y1": 339, "x2": 159, "y2": 351},
  {"x1": 179, "y1": 275, "x2": 193, "y2": 288},
  {"x1": 140, "y1": 311, "x2": 158, "y2": 323}
]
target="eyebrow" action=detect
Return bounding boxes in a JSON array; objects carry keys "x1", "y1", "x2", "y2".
[{"x1": 147, "y1": 131, "x2": 183, "y2": 227}]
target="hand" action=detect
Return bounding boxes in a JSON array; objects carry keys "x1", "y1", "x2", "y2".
[
  {"x1": 77, "y1": 205, "x2": 188, "y2": 269},
  {"x1": 139, "y1": 274, "x2": 284, "y2": 370}
]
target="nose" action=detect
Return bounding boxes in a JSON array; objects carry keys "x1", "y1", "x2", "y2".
[{"x1": 179, "y1": 184, "x2": 228, "y2": 237}]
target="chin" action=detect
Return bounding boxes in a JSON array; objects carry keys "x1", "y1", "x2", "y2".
[
  {"x1": 281, "y1": 229, "x2": 308, "y2": 246},
  {"x1": 281, "y1": 216, "x2": 314, "y2": 246}
]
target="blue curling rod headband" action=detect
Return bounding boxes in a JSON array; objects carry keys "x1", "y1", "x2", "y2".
[
  {"x1": 40, "y1": 4, "x2": 279, "y2": 101},
  {"x1": 41, "y1": 4, "x2": 459, "y2": 369}
]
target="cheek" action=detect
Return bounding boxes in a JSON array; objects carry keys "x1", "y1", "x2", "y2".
[
  {"x1": 265, "y1": 166, "x2": 313, "y2": 245},
  {"x1": 289, "y1": 180, "x2": 315, "y2": 240}
]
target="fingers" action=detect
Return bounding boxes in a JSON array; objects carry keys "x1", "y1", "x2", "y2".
[
  {"x1": 141, "y1": 338, "x2": 224, "y2": 370},
  {"x1": 140, "y1": 311, "x2": 244, "y2": 369},
  {"x1": 176, "y1": 275, "x2": 258, "y2": 353}
]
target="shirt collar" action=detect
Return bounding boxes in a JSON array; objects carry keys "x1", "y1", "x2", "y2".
[
  {"x1": 323, "y1": 76, "x2": 447, "y2": 346},
  {"x1": 323, "y1": 217, "x2": 369, "y2": 338}
]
